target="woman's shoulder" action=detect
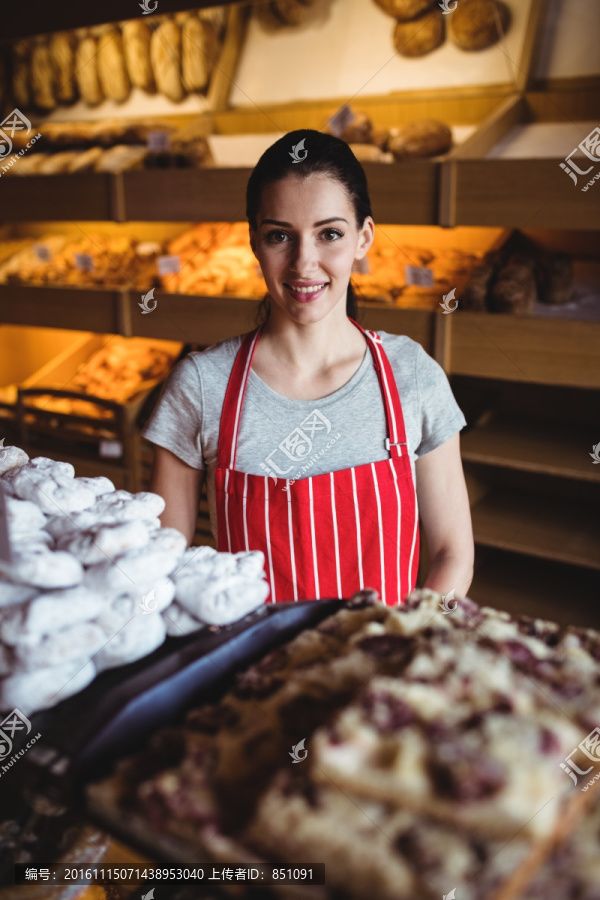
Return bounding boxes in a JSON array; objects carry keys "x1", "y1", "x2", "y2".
[
  {"x1": 373, "y1": 330, "x2": 425, "y2": 363},
  {"x1": 176, "y1": 333, "x2": 246, "y2": 378}
]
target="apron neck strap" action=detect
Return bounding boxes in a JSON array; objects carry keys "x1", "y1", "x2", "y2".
[{"x1": 217, "y1": 319, "x2": 408, "y2": 470}]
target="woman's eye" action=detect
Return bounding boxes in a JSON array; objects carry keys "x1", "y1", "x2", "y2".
[
  {"x1": 322, "y1": 228, "x2": 344, "y2": 241},
  {"x1": 264, "y1": 230, "x2": 289, "y2": 243}
]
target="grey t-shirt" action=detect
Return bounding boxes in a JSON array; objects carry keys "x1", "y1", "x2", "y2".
[{"x1": 142, "y1": 330, "x2": 467, "y2": 541}]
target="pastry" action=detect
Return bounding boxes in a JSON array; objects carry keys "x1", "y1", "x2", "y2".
[
  {"x1": 0, "y1": 586, "x2": 103, "y2": 646},
  {"x1": 30, "y1": 38, "x2": 56, "y2": 110},
  {"x1": 67, "y1": 146, "x2": 105, "y2": 172},
  {"x1": 49, "y1": 31, "x2": 78, "y2": 103},
  {"x1": 88, "y1": 489, "x2": 165, "y2": 521},
  {"x1": 175, "y1": 575, "x2": 270, "y2": 626},
  {"x1": 393, "y1": 8, "x2": 444, "y2": 57},
  {"x1": 0, "y1": 445, "x2": 28, "y2": 476},
  {"x1": 97, "y1": 581, "x2": 176, "y2": 635},
  {"x1": 147, "y1": 526, "x2": 187, "y2": 557},
  {"x1": 181, "y1": 14, "x2": 210, "y2": 93},
  {"x1": 97, "y1": 27, "x2": 131, "y2": 103},
  {"x1": 11, "y1": 621, "x2": 106, "y2": 670},
  {"x1": 7, "y1": 154, "x2": 49, "y2": 175},
  {"x1": 122, "y1": 20, "x2": 155, "y2": 93},
  {"x1": 38, "y1": 151, "x2": 81, "y2": 174},
  {"x1": 94, "y1": 612, "x2": 166, "y2": 671},
  {"x1": 388, "y1": 119, "x2": 452, "y2": 158},
  {"x1": 0, "y1": 581, "x2": 39, "y2": 608},
  {"x1": 74, "y1": 476, "x2": 115, "y2": 497},
  {"x1": 94, "y1": 144, "x2": 147, "y2": 172},
  {"x1": 10, "y1": 467, "x2": 96, "y2": 515},
  {"x1": 151, "y1": 19, "x2": 185, "y2": 103},
  {"x1": 75, "y1": 35, "x2": 104, "y2": 106},
  {"x1": 83, "y1": 546, "x2": 182, "y2": 595},
  {"x1": 56, "y1": 519, "x2": 153, "y2": 566},
  {"x1": 489, "y1": 254, "x2": 538, "y2": 315},
  {"x1": 0, "y1": 547, "x2": 83, "y2": 589},
  {"x1": 5, "y1": 497, "x2": 46, "y2": 535},
  {"x1": 163, "y1": 601, "x2": 206, "y2": 637},
  {"x1": 448, "y1": 0, "x2": 511, "y2": 50},
  {"x1": 0, "y1": 659, "x2": 96, "y2": 715},
  {"x1": 374, "y1": 0, "x2": 436, "y2": 19}
]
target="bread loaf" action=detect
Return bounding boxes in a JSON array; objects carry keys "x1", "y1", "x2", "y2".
[
  {"x1": 181, "y1": 14, "x2": 209, "y2": 92},
  {"x1": 76, "y1": 35, "x2": 104, "y2": 106},
  {"x1": 68, "y1": 146, "x2": 105, "y2": 172},
  {"x1": 94, "y1": 144, "x2": 147, "y2": 172},
  {"x1": 12, "y1": 40, "x2": 31, "y2": 109},
  {"x1": 38, "y1": 151, "x2": 80, "y2": 174},
  {"x1": 374, "y1": 0, "x2": 436, "y2": 20},
  {"x1": 31, "y1": 38, "x2": 56, "y2": 110},
  {"x1": 393, "y1": 8, "x2": 444, "y2": 56},
  {"x1": 151, "y1": 19, "x2": 185, "y2": 102},
  {"x1": 388, "y1": 119, "x2": 452, "y2": 158},
  {"x1": 449, "y1": 0, "x2": 510, "y2": 50},
  {"x1": 489, "y1": 254, "x2": 537, "y2": 315},
  {"x1": 122, "y1": 20, "x2": 155, "y2": 93},
  {"x1": 97, "y1": 27, "x2": 131, "y2": 103},
  {"x1": 49, "y1": 31, "x2": 77, "y2": 103},
  {"x1": 539, "y1": 252, "x2": 573, "y2": 305}
]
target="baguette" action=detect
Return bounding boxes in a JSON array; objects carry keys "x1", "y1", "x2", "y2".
[
  {"x1": 181, "y1": 14, "x2": 210, "y2": 93},
  {"x1": 151, "y1": 19, "x2": 185, "y2": 103},
  {"x1": 122, "y1": 20, "x2": 155, "y2": 93},
  {"x1": 97, "y1": 27, "x2": 131, "y2": 103},
  {"x1": 76, "y1": 35, "x2": 104, "y2": 106},
  {"x1": 31, "y1": 38, "x2": 56, "y2": 110},
  {"x1": 49, "y1": 31, "x2": 78, "y2": 103}
]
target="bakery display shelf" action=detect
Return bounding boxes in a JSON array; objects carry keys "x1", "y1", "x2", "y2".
[
  {"x1": 442, "y1": 88, "x2": 600, "y2": 229},
  {"x1": 0, "y1": 173, "x2": 115, "y2": 223},
  {"x1": 469, "y1": 486, "x2": 599, "y2": 572},
  {"x1": 0, "y1": 285, "x2": 129, "y2": 334},
  {"x1": 469, "y1": 546, "x2": 600, "y2": 630},
  {"x1": 448, "y1": 310, "x2": 600, "y2": 388},
  {"x1": 460, "y1": 411, "x2": 600, "y2": 484}
]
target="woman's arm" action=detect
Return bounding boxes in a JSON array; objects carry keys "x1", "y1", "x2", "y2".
[
  {"x1": 414, "y1": 431, "x2": 474, "y2": 598},
  {"x1": 148, "y1": 445, "x2": 203, "y2": 546}
]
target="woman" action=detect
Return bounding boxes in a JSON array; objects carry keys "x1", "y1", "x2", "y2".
[{"x1": 143, "y1": 129, "x2": 474, "y2": 606}]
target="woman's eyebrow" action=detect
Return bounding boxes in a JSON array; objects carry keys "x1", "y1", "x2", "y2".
[{"x1": 259, "y1": 217, "x2": 349, "y2": 227}]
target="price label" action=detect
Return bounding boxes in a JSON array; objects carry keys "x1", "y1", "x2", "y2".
[
  {"x1": 352, "y1": 257, "x2": 370, "y2": 274},
  {"x1": 157, "y1": 254, "x2": 181, "y2": 276},
  {"x1": 147, "y1": 130, "x2": 171, "y2": 152},
  {"x1": 34, "y1": 243, "x2": 52, "y2": 262},
  {"x1": 74, "y1": 253, "x2": 94, "y2": 271},
  {"x1": 405, "y1": 265, "x2": 434, "y2": 287},
  {"x1": 327, "y1": 104, "x2": 355, "y2": 138},
  {"x1": 99, "y1": 440, "x2": 123, "y2": 459}
]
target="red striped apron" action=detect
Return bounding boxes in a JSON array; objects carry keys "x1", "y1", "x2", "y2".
[{"x1": 214, "y1": 319, "x2": 419, "y2": 605}]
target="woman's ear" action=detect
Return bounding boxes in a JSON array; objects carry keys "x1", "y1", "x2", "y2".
[{"x1": 355, "y1": 216, "x2": 375, "y2": 260}]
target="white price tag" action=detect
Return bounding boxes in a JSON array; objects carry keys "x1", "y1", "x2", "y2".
[
  {"x1": 99, "y1": 440, "x2": 123, "y2": 458},
  {"x1": 147, "y1": 130, "x2": 171, "y2": 153},
  {"x1": 74, "y1": 253, "x2": 94, "y2": 271},
  {"x1": 34, "y1": 243, "x2": 52, "y2": 262},
  {"x1": 352, "y1": 257, "x2": 370, "y2": 274},
  {"x1": 157, "y1": 254, "x2": 181, "y2": 276},
  {"x1": 405, "y1": 265, "x2": 434, "y2": 288},
  {"x1": 327, "y1": 104, "x2": 355, "y2": 138}
]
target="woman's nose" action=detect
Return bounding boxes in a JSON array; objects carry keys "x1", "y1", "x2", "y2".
[{"x1": 289, "y1": 236, "x2": 319, "y2": 274}]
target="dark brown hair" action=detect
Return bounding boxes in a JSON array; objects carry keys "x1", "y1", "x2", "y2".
[{"x1": 246, "y1": 128, "x2": 373, "y2": 323}]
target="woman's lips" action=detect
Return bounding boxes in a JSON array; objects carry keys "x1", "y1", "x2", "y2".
[{"x1": 284, "y1": 282, "x2": 329, "y2": 302}]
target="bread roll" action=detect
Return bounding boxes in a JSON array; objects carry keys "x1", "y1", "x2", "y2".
[
  {"x1": 68, "y1": 146, "x2": 105, "y2": 172},
  {"x1": 393, "y1": 8, "x2": 444, "y2": 56},
  {"x1": 374, "y1": 0, "x2": 436, "y2": 20},
  {"x1": 449, "y1": 0, "x2": 510, "y2": 50},
  {"x1": 76, "y1": 35, "x2": 104, "y2": 106},
  {"x1": 12, "y1": 40, "x2": 31, "y2": 109},
  {"x1": 49, "y1": 31, "x2": 77, "y2": 103},
  {"x1": 489, "y1": 255, "x2": 537, "y2": 315},
  {"x1": 151, "y1": 19, "x2": 185, "y2": 102},
  {"x1": 388, "y1": 119, "x2": 452, "y2": 158},
  {"x1": 122, "y1": 20, "x2": 155, "y2": 93},
  {"x1": 181, "y1": 14, "x2": 209, "y2": 92},
  {"x1": 348, "y1": 143, "x2": 388, "y2": 163},
  {"x1": 31, "y1": 38, "x2": 56, "y2": 110},
  {"x1": 38, "y1": 151, "x2": 80, "y2": 174},
  {"x1": 97, "y1": 27, "x2": 131, "y2": 103}
]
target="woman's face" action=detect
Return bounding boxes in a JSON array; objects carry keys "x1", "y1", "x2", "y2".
[{"x1": 250, "y1": 173, "x2": 374, "y2": 325}]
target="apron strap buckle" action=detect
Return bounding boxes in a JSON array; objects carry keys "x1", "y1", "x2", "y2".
[{"x1": 384, "y1": 438, "x2": 407, "y2": 451}]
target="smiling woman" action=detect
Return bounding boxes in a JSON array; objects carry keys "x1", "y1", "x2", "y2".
[{"x1": 143, "y1": 128, "x2": 474, "y2": 606}]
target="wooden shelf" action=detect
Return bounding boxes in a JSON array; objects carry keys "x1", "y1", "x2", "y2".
[
  {"x1": 449, "y1": 310, "x2": 600, "y2": 389},
  {"x1": 461, "y1": 412, "x2": 600, "y2": 483},
  {"x1": 468, "y1": 546, "x2": 600, "y2": 629},
  {"x1": 470, "y1": 486, "x2": 600, "y2": 571},
  {"x1": 0, "y1": 285, "x2": 128, "y2": 334},
  {"x1": 0, "y1": 174, "x2": 114, "y2": 222}
]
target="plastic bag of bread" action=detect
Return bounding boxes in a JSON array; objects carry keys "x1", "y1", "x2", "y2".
[
  {"x1": 30, "y1": 37, "x2": 56, "y2": 111},
  {"x1": 94, "y1": 144, "x2": 147, "y2": 172},
  {"x1": 393, "y1": 8, "x2": 444, "y2": 57},
  {"x1": 49, "y1": 31, "x2": 78, "y2": 104},
  {"x1": 388, "y1": 119, "x2": 452, "y2": 158},
  {"x1": 76, "y1": 33, "x2": 104, "y2": 106},
  {"x1": 181, "y1": 14, "x2": 210, "y2": 92},
  {"x1": 122, "y1": 19, "x2": 155, "y2": 93},
  {"x1": 151, "y1": 18, "x2": 185, "y2": 103},
  {"x1": 374, "y1": 0, "x2": 434, "y2": 20},
  {"x1": 12, "y1": 39, "x2": 31, "y2": 109},
  {"x1": 97, "y1": 26, "x2": 131, "y2": 103},
  {"x1": 449, "y1": 0, "x2": 511, "y2": 50}
]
